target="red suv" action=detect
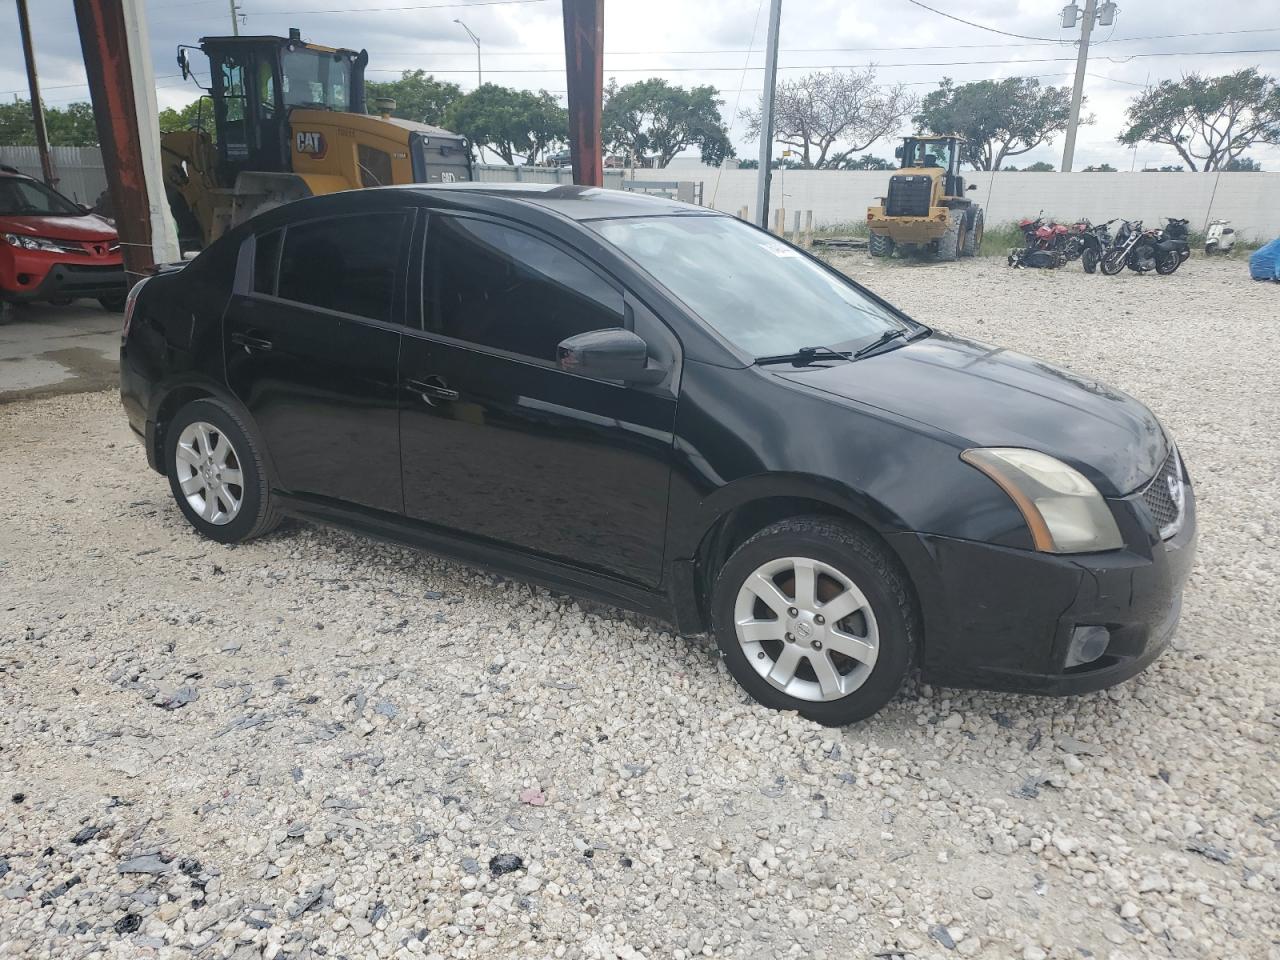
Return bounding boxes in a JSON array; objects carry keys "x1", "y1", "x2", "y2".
[{"x1": 1, "y1": 165, "x2": 126, "y2": 320}]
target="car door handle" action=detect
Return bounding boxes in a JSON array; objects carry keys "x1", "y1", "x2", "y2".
[
  {"x1": 231, "y1": 331, "x2": 273, "y2": 352},
  {"x1": 405, "y1": 377, "x2": 459, "y2": 404}
]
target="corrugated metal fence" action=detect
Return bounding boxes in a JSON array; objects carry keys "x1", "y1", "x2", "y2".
[{"x1": 0, "y1": 145, "x2": 109, "y2": 206}]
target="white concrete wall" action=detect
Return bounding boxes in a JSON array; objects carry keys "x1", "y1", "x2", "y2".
[{"x1": 625, "y1": 167, "x2": 1280, "y2": 240}]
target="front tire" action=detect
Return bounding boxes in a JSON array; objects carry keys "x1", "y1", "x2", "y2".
[
  {"x1": 1100, "y1": 251, "x2": 1126, "y2": 276},
  {"x1": 936, "y1": 211, "x2": 962, "y2": 262},
  {"x1": 1082, "y1": 247, "x2": 1099, "y2": 274},
  {"x1": 961, "y1": 209, "x2": 983, "y2": 257},
  {"x1": 99, "y1": 295, "x2": 126, "y2": 312},
  {"x1": 711, "y1": 517, "x2": 917, "y2": 726},
  {"x1": 165, "y1": 398, "x2": 281, "y2": 544}
]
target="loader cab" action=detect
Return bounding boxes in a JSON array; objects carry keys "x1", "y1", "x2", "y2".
[
  {"x1": 896, "y1": 136, "x2": 966, "y2": 198},
  {"x1": 183, "y1": 31, "x2": 368, "y2": 187}
]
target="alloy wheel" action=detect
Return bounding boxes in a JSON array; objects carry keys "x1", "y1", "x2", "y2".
[
  {"x1": 174, "y1": 420, "x2": 244, "y2": 525},
  {"x1": 733, "y1": 556, "x2": 880, "y2": 702}
]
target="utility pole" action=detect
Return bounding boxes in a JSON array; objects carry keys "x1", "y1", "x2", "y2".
[
  {"x1": 453, "y1": 20, "x2": 482, "y2": 87},
  {"x1": 561, "y1": 0, "x2": 603, "y2": 187},
  {"x1": 15, "y1": 0, "x2": 57, "y2": 187},
  {"x1": 1060, "y1": 0, "x2": 1115, "y2": 172},
  {"x1": 228, "y1": 0, "x2": 239, "y2": 35},
  {"x1": 754, "y1": 0, "x2": 782, "y2": 228}
]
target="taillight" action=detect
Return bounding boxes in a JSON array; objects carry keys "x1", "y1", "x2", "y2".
[{"x1": 122, "y1": 276, "x2": 148, "y2": 338}]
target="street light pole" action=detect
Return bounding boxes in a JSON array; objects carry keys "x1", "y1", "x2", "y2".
[{"x1": 453, "y1": 19, "x2": 482, "y2": 87}]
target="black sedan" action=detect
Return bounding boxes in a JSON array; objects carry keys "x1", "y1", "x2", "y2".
[{"x1": 119, "y1": 184, "x2": 1195, "y2": 725}]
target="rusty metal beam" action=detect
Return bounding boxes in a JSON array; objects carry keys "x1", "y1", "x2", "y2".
[
  {"x1": 562, "y1": 0, "x2": 603, "y2": 188},
  {"x1": 16, "y1": 0, "x2": 57, "y2": 187},
  {"x1": 72, "y1": 0, "x2": 155, "y2": 282}
]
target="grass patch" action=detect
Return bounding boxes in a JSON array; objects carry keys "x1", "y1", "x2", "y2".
[
  {"x1": 979, "y1": 222, "x2": 1025, "y2": 258},
  {"x1": 812, "y1": 221, "x2": 870, "y2": 240}
]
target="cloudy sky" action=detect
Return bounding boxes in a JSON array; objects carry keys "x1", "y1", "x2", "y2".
[{"x1": 2, "y1": 0, "x2": 1278, "y2": 171}]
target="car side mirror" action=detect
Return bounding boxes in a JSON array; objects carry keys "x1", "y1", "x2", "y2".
[
  {"x1": 177, "y1": 48, "x2": 191, "y2": 81},
  {"x1": 894, "y1": 146, "x2": 903, "y2": 160},
  {"x1": 966, "y1": 184, "x2": 977, "y2": 191},
  {"x1": 77, "y1": 202, "x2": 92, "y2": 213},
  {"x1": 557, "y1": 328, "x2": 666, "y2": 384}
]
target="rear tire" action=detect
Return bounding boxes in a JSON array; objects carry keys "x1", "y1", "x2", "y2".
[
  {"x1": 711, "y1": 517, "x2": 917, "y2": 726},
  {"x1": 0, "y1": 301, "x2": 16, "y2": 324},
  {"x1": 869, "y1": 232, "x2": 895, "y2": 258},
  {"x1": 165, "y1": 398, "x2": 281, "y2": 545},
  {"x1": 99, "y1": 295, "x2": 126, "y2": 312},
  {"x1": 937, "y1": 211, "x2": 962, "y2": 262}
]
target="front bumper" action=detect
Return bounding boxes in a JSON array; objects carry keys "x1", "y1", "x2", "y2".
[
  {"x1": 891, "y1": 477, "x2": 1198, "y2": 696},
  {"x1": 1, "y1": 253, "x2": 126, "y2": 302}
]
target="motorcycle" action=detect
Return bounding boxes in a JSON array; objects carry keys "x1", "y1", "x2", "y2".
[
  {"x1": 1008, "y1": 211, "x2": 1071, "y2": 269},
  {"x1": 1101, "y1": 220, "x2": 1188, "y2": 276},
  {"x1": 1153, "y1": 217, "x2": 1191, "y2": 274},
  {"x1": 1074, "y1": 218, "x2": 1116, "y2": 274},
  {"x1": 1205, "y1": 218, "x2": 1235, "y2": 255}
]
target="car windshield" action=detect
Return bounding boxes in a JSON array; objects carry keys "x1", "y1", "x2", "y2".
[
  {"x1": 281, "y1": 49, "x2": 351, "y2": 110},
  {"x1": 592, "y1": 215, "x2": 908, "y2": 358},
  {"x1": 0, "y1": 177, "x2": 84, "y2": 217}
]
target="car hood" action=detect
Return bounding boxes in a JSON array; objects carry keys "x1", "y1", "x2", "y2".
[
  {"x1": 777, "y1": 332, "x2": 1166, "y2": 496},
  {"x1": 0, "y1": 213, "x2": 117, "y2": 242}
]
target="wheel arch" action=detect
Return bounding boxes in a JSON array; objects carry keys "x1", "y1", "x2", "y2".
[
  {"x1": 149, "y1": 377, "x2": 278, "y2": 485},
  {"x1": 675, "y1": 477, "x2": 921, "y2": 638}
]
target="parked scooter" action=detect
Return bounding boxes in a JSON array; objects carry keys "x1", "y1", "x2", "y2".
[{"x1": 1204, "y1": 219, "x2": 1236, "y2": 255}]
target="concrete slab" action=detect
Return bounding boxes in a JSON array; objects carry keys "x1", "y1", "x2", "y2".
[{"x1": 0, "y1": 300, "x2": 121, "y2": 403}]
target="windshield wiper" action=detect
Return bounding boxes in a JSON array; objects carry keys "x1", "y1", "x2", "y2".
[
  {"x1": 755, "y1": 345, "x2": 853, "y2": 367},
  {"x1": 853, "y1": 328, "x2": 919, "y2": 359}
]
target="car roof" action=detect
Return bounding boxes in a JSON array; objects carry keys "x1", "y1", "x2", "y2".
[{"x1": 398, "y1": 183, "x2": 714, "y2": 222}]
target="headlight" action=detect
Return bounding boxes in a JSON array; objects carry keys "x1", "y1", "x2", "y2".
[
  {"x1": 2, "y1": 233, "x2": 62, "y2": 252},
  {"x1": 962, "y1": 447, "x2": 1124, "y2": 553}
]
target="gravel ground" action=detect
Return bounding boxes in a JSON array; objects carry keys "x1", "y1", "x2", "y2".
[{"x1": 1, "y1": 256, "x2": 1277, "y2": 960}]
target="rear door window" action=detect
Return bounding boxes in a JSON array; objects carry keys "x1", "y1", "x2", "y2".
[{"x1": 277, "y1": 212, "x2": 405, "y2": 322}]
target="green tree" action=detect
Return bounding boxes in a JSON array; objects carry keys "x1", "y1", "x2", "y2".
[
  {"x1": 1083, "y1": 163, "x2": 1118, "y2": 172},
  {"x1": 1022, "y1": 160, "x2": 1055, "y2": 171},
  {"x1": 834, "y1": 153, "x2": 895, "y2": 170},
  {"x1": 0, "y1": 99, "x2": 98, "y2": 146},
  {"x1": 1225, "y1": 155, "x2": 1262, "y2": 171},
  {"x1": 1118, "y1": 69, "x2": 1280, "y2": 171},
  {"x1": 443, "y1": 84, "x2": 566, "y2": 165},
  {"x1": 602, "y1": 79, "x2": 733, "y2": 168},
  {"x1": 159, "y1": 99, "x2": 214, "y2": 137},
  {"x1": 914, "y1": 77, "x2": 1076, "y2": 170},
  {"x1": 365, "y1": 70, "x2": 462, "y2": 126},
  {"x1": 1141, "y1": 164, "x2": 1183, "y2": 172},
  {"x1": 743, "y1": 69, "x2": 913, "y2": 169}
]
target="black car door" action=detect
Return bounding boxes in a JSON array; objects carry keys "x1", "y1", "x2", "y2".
[
  {"x1": 224, "y1": 210, "x2": 412, "y2": 513},
  {"x1": 399, "y1": 212, "x2": 679, "y2": 588}
]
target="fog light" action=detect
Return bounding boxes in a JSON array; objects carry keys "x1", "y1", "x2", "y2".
[{"x1": 1065, "y1": 625, "x2": 1110, "y2": 668}]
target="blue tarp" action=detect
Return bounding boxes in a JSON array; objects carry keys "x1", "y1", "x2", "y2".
[{"x1": 1249, "y1": 237, "x2": 1280, "y2": 280}]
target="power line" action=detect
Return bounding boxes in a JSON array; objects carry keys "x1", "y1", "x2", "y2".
[
  {"x1": 364, "y1": 47, "x2": 1280, "y2": 75},
  {"x1": 903, "y1": 0, "x2": 1065, "y2": 44}
]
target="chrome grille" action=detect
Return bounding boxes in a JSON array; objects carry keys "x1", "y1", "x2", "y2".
[{"x1": 1140, "y1": 447, "x2": 1185, "y2": 540}]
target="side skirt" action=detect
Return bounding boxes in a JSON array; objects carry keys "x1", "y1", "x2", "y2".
[{"x1": 274, "y1": 492, "x2": 677, "y2": 625}]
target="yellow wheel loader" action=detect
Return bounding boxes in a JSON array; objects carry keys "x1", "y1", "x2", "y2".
[
  {"x1": 866, "y1": 135, "x2": 983, "y2": 262},
  {"x1": 163, "y1": 29, "x2": 472, "y2": 250}
]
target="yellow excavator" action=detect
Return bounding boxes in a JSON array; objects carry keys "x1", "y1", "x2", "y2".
[
  {"x1": 866, "y1": 135, "x2": 983, "y2": 261},
  {"x1": 163, "y1": 29, "x2": 472, "y2": 250}
]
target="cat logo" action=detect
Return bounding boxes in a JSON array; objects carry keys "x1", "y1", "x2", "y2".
[{"x1": 295, "y1": 131, "x2": 327, "y2": 159}]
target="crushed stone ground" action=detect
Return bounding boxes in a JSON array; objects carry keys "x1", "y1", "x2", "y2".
[{"x1": 1, "y1": 256, "x2": 1277, "y2": 959}]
